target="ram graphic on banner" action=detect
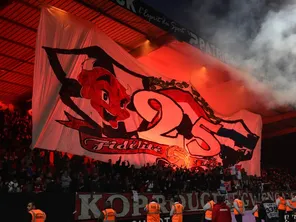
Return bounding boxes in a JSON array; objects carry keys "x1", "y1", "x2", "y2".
[{"x1": 33, "y1": 7, "x2": 262, "y2": 175}]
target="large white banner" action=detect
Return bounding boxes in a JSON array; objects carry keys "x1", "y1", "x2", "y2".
[{"x1": 33, "y1": 7, "x2": 262, "y2": 175}]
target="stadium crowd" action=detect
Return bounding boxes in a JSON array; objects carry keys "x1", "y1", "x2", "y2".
[{"x1": 0, "y1": 109, "x2": 296, "y2": 194}]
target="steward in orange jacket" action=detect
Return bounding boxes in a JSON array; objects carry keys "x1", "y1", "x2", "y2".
[
  {"x1": 98, "y1": 201, "x2": 116, "y2": 222},
  {"x1": 145, "y1": 199, "x2": 161, "y2": 222},
  {"x1": 276, "y1": 193, "x2": 286, "y2": 222},
  {"x1": 203, "y1": 195, "x2": 216, "y2": 221},
  {"x1": 233, "y1": 195, "x2": 245, "y2": 222},
  {"x1": 27, "y1": 202, "x2": 46, "y2": 222},
  {"x1": 170, "y1": 196, "x2": 184, "y2": 222}
]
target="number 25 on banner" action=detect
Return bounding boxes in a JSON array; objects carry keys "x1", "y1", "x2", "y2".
[{"x1": 133, "y1": 90, "x2": 222, "y2": 157}]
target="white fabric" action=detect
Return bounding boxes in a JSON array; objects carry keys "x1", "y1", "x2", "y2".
[
  {"x1": 132, "y1": 190, "x2": 139, "y2": 202},
  {"x1": 203, "y1": 202, "x2": 211, "y2": 211},
  {"x1": 219, "y1": 180, "x2": 227, "y2": 194},
  {"x1": 8, "y1": 181, "x2": 20, "y2": 193},
  {"x1": 230, "y1": 166, "x2": 236, "y2": 175},
  {"x1": 33, "y1": 7, "x2": 262, "y2": 175},
  {"x1": 286, "y1": 200, "x2": 294, "y2": 209},
  {"x1": 237, "y1": 171, "x2": 242, "y2": 180},
  {"x1": 251, "y1": 205, "x2": 258, "y2": 213},
  {"x1": 170, "y1": 202, "x2": 180, "y2": 217},
  {"x1": 263, "y1": 202, "x2": 279, "y2": 219},
  {"x1": 234, "y1": 199, "x2": 245, "y2": 214}
]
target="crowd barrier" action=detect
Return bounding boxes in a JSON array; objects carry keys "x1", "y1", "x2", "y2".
[{"x1": 0, "y1": 191, "x2": 294, "y2": 222}]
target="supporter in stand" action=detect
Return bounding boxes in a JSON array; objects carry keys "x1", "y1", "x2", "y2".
[
  {"x1": 0, "y1": 109, "x2": 296, "y2": 194},
  {"x1": 7, "y1": 177, "x2": 21, "y2": 193},
  {"x1": 61, "y1": 170, "x2": 72, "y2": 192}
]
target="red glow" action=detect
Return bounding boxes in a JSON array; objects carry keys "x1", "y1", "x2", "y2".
[{"x1": 138, "y1": 42, "x2": 275, "y2": 117}]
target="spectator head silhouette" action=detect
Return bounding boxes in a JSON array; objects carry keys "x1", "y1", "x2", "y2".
[
  {"x1": 208, "y1": 195, "x2": 214, "y2": 201},
  {"x1": 285, "y1": 194, "x2": 290, "y2": 199},
  {"x1": 234, "y1": 195, "x2": 241, "y2": 200},
  {"x1": 173, "y1": 195, "x2": 180, "y2": 202},
  {"x1": 217, "y1": 195, "x2": 225, "y2": 204},
  {"x1": 27, "y1": 202, "x2": 36, "y2": 211},
  {"x1": 105, "y1": 201, "x2": 112, "y2": 209}
]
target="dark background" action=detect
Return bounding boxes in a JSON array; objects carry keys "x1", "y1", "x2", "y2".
[
  {"x1": 0, "y1": 193, "x2": 75, "y2": 222},
  {"x1": 262, "y1": 133, "x2": 296, "y2": 172}
]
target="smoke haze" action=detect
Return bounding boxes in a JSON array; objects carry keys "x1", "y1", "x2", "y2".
[{"x1": 189, "y1": 0, "x2": 296, "y2": 107}]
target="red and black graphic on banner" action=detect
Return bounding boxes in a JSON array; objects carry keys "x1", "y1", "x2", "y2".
[{"x1": 43, "y1": 46, "x2": 259, "y2": 168}]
